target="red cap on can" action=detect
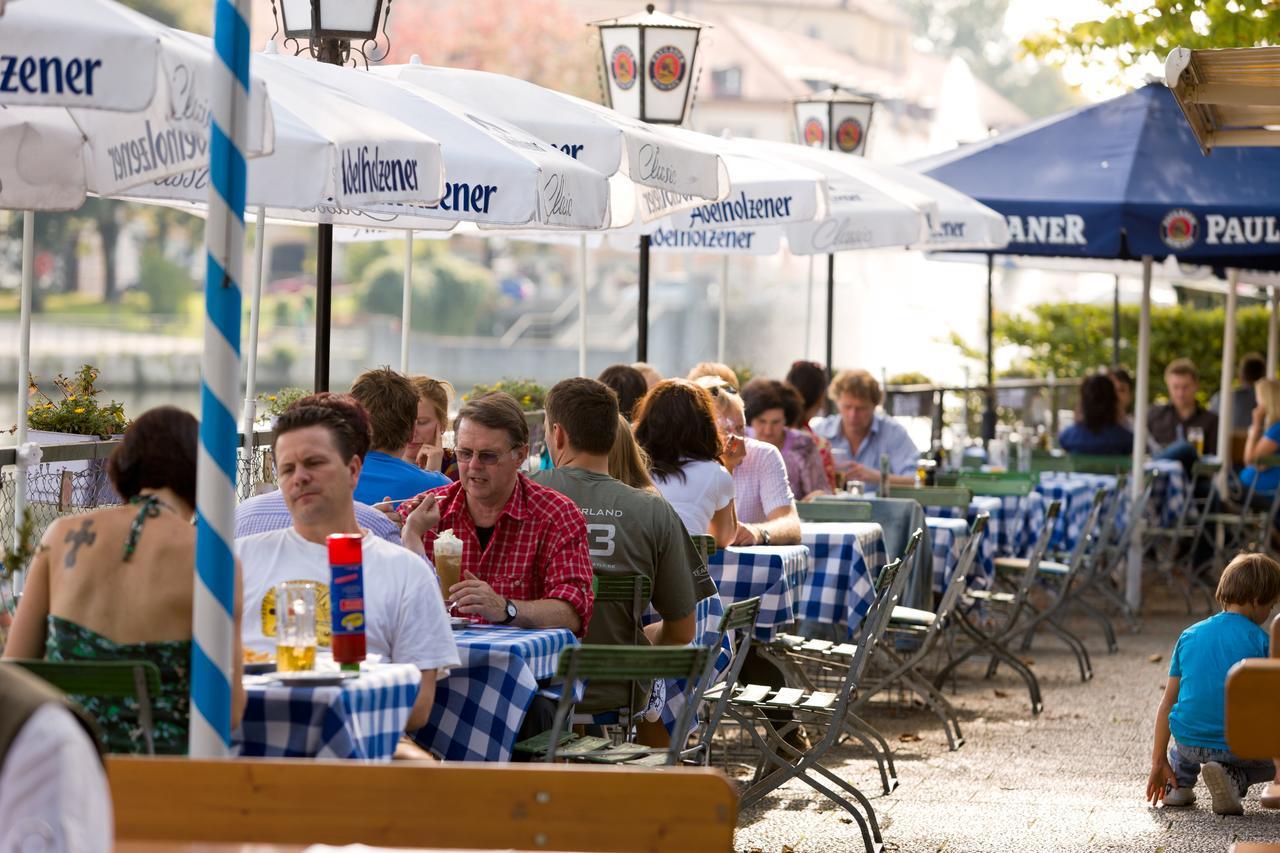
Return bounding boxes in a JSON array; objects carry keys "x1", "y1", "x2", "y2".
[{"x1": 326, "y1": 533, "x2": 363, "y2": 565}]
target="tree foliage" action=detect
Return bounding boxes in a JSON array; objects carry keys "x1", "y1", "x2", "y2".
[
  {"x1": 1021, "y1": 1, "x2": 1280, "y2": 73},
  {"x1": 956, "y1": 301, "x2": 1271, "y2": 403},
  {"x1": 354, "y1": 241, "x2": 496, "y2": 337}
]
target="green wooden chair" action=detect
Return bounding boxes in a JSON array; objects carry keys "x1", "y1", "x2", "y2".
[
  {"x1": 1148, "y1": 460, "x2": 1219, "y2": 612},
  {"x1": 690, "y1": 534, "x2": 717, "y2": 563},
  {"x1": 956, "y1": 472, "x2": 1036, "y2": 497},
  {"x1": 9, "y1": 658, "x2": 162, "y2": 754},
  {"x1": 798, "y1": 499, "x2": 874, "y2": 523},
  {"x1": 895, "y1": 485, "x2": 972, "y2": 509},
  {"x1": 584, "y1": 573, "x2": 655, "y2": 730},
  {"x1": 520, "y1": 645, "x2": 714, "y2": 766},
  {"x1": 1031, "y1": 450, "x2": 1073, "y2": 473},
  {"x1": 1068, "y1": 454, "x2": 1134, "y2": 475}
]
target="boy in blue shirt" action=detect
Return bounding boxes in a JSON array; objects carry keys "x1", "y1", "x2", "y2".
[{"x1": 1147, "y1": 552, "x2": 1280, "y2": 815}]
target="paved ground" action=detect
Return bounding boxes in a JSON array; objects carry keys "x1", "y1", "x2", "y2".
[{"x1": 731, "y1": 587, "x2": 1280, "y2": 853}]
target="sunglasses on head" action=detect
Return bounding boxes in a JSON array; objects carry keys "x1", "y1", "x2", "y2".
[{"x1": 706, "y1": 383, "x2": 738, "y2": 397}]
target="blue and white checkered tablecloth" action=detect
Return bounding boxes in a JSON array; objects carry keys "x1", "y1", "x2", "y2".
[
  {"x1": 1148, "y1": 459, "x2": 1187, "y2": 526},
  {"x1": 417, "y1": 626, "x2": 578, "y2": 762},
  {"x1": 239, "y1": 662, "x2": 422, "y2": 761},
  {"x1": 925, "y1": 516, "x2": 994, "y2": 593},
  {"x1": 926, "y1": 495, "x2": 1024, "y2": 556},
  {"x1": 797, "y1": 522, "x2": 887, "y2": 635},
  {"x1": 708, "y1": 544, "x2": 809, "y2": 642},
  {"x1": 1035, "y1": 475, "x2": 1100, "y2": 553}
]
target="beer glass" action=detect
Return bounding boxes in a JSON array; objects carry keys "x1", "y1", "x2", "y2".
[
  {"x1": 1187, "y1": 426, "x2": 1205, "y2": 456},
  {"x1": 275, "y1": 581, "x2": 318, "y2": 672},
  {"x1": 433, "y1": 529, "x2": 464, "y2": 601}
]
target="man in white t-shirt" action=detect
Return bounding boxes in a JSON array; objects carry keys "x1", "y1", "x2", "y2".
[{"x1": 235, "y1": 393, "x2": 460, "y2": 732}]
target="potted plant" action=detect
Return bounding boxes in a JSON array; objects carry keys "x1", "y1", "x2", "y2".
[{"x1": 22, "y1": 365, "x2": 127, "y2": 508}]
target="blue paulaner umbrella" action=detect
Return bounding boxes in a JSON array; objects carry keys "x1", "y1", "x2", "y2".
[{"x1": 916, "y1": 82, "x2": 1280, "y2": 610}]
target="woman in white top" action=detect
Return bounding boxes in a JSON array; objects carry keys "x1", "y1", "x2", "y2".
[{"x1": 633, "y1": 379, "x2": 738, "y2": 548}]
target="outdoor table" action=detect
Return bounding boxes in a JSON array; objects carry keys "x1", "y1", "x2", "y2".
[
  {"x1": 797, "y1": 521, "x2": 887, "y2": 635},
  {"x1": 707, "y1": 544, "x2": 809, "y2": 642},
  {"x1": 416, "y1": 625, "x2": 578, "y2": 762},
  {"x1": 925, "y1": 516, "x2": 994, "y2": 592},
  {"x1": 1035, "y1": 474, "x2": 1099, "y2": 553},
  {"x1": 925, "y1": 495, "x2": 1021, "y2": 555},
  {"x1": 239, "y1": 662, "x2": 421, "y2": 761}
]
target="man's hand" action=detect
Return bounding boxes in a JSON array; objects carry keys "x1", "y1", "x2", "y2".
[
  {"x1": 847, "y1": 462, "x2": 881, "y2": 484},
  {"x1": 721, "y1": 434, "x2": 747, "y2": 472},
  {"x1": 449, "y1": 570, "x2": 507, "y2": 622},
  {"x1": 376, "y1": 496, "x2": 406, "y2": 530},
  {"x1": 1146, "y1": 758, "x2": 1177, "y2": 805},
  {"x1": 403, "y1": 493, "x2": 440, "y2": 540},
  {"x1": 732, "y1": 522, "x2": 759, "y2": 546}
]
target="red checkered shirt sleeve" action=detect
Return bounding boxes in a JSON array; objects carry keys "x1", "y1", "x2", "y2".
[{"x1": 534, "y1": 491, "x2": 595, "y2": 636}]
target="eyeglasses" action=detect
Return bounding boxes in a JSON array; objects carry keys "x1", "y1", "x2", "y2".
[
  {"x1": 456, "y1": 446, "x2": 518, "y2": 466},
  {"x1": 706, "y1": 384, "x2": 738, "y2": 397}
]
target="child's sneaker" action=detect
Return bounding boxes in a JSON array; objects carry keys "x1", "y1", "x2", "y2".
[
  {"x1": 1201, "y1": 762, "x2": 1244, "y2": 815},
  {"x1": 1162, "y1": 784, "x2": 1196, "y2": 807}
]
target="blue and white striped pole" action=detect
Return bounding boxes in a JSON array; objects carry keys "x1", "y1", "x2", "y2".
[{"x1": 191, "y1": 0, "x2": 251, "y2": 758}]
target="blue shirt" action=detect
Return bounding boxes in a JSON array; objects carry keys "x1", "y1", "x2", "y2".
[
  {"x1": 233, "y1": 488, "x2": 402, "y2": 544},
  {"x1": 353, "y1": 450, "x2": 450, "y2": 507},
  {"x1": 812, "y1": 411, "x2": 919, "y2": 488},
  {"x1": 1168, "y1": 611, "x2": 1270, "y2": 751},
  {"x1": 1058, "y1": 422, "x2": 1134, "y2": 455},
  {"x1": 1241, "y1": 421, "x2": 1280, "y2": 495}
]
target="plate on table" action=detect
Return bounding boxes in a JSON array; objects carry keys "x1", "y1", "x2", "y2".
[
  {"x1": 449, "y1": 617, "x2": 475, "y2": 629},
  {"x1": 244, "y1": 661, "x2": 277, "y2": 675},
  {"x1": 272, "y1": 670, "x2": 360, "y2": 687}
]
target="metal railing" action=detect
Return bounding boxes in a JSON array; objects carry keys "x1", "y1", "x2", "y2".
[{"x1": 883, "y1": 377, "x2": 1086, "y2": 444}]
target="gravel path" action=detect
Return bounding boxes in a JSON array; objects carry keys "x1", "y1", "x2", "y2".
[{"x1": 731, "y1": 588, "x2": 1280, "y2": 853}]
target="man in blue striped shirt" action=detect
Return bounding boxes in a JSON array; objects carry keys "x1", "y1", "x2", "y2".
[{"x1": 811, "y1": 369, "x2": 919, "y2": 493}]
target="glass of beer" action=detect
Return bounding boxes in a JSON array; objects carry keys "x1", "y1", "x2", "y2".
[
  {"x1": 275, "y1": 581, "x2": 318, "y2": 672},
  {"x1": 433, "y1": 529, "x2": 464, "y2": 601},
  {"x1": 1187, "y1": 426, "x2": 1205, "y2": 456}
]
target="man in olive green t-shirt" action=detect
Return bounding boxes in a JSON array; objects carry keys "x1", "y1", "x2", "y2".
[{"x1": 534, "y1": 378, "x2": 710, "y2": 718}]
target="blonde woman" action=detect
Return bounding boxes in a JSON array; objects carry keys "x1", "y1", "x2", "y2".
[
  {"x1": 608, "y1": 415, "x2": 657, "y2": 492},
  {"x1": 406, "y1": 375, "x2": 458, "y2": 480},
  {"x1": 1242, "y1": 378, "x2": 1280, "y2": 496}
]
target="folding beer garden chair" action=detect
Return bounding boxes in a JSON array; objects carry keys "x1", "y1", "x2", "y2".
[
  {"x1": 993, "y1": 490, "x2": 1107, "y2": 683},
  {"x1": 932, "y1": 501, "x2": 1062, "y2": 715},
  {"x1": 849, "y1": 514, "x2": 990, "y2": 751},
  {"x1": 760, "y1": 530, "x2": 924, "y2": 797},
  {"x1": 1147, "y1": 460, "x2": 1219, "y2": 612},
  {"x1": 725, "y1": 552, "x2": 914, "y2": 853},
  {"x1": 1056, "y1": 474, "x2": 1127, "y2": 653},
  {"x1": 691, "y1": 596, "x2": 762, "y2": 765}
]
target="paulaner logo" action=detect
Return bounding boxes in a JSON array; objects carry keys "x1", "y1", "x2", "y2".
[
  {"x1": 0, "y1": 54, "x2": 103, "y2": 96},
  {"x1": 688, "y1": 192, "x2": 794, "y2": 226},
  {"x1": 340, "y1": 146, "x2": 420, "y2": 197}
]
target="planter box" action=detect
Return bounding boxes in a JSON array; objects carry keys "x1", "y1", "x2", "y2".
[{"x1": 24, "y1": 430, "x2": 122, "y2": 510}]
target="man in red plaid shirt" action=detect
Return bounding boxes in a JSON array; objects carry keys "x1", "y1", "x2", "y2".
[{"x1": 401, "y1": 392, "x2": 594, "y2": 636}]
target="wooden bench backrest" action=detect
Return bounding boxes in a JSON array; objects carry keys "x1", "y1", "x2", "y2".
[
  {"x1": 1223, "y1": 615, "x2": 1280, "y2": 760},
  {"x1": 108, "y1": 757, "x2": 737, "y2": 852}
]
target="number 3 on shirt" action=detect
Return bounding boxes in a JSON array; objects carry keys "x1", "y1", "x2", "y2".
[{"x1": 586, "y1": 523, "x2": 616, "y2": 557}]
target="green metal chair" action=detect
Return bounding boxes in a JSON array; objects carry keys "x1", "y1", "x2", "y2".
[
  {"x1": 690, "y1": 534, "x2": 717, "y2": 563},
  {"x1": 798, "y1": 498, "x2": 874, "y2": 523},
  {"x1": 1031, "y1": 452, "x2": 1073, "y2": 473},
  {"x1": 1146, "y1": 460, "x2": 1219, "y2": 612},
  {"x1": 1068, "y1": 454, "x2": 1134, "y2": 475},
  {"x1": 581, "y1": 573, "x2": 655, "y2": 731},
  {"x1": 895, "y1": 485, "x2": 972, "y2": 509},
  {"x1": 9, "y1": 658, "x2": 162, "y2": 754},
  {"x1": 523, "y1": 645, "x2": 714, "y2": 766},
  {"x1": 957, "y1": 472, "x2": 1036, "y2": 497}
]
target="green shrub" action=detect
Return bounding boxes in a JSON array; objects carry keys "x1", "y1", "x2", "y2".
[{"x1": 137, "y1": 249, "x2": 192, "y2": 316}]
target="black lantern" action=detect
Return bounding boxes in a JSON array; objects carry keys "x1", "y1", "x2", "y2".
[
  {"x1": 275, "y1": 0, "x2": 392, "y2": 67},
  {"x1": 589, "y1": 4, "x2": 707, "y2": 126},
  {"x1": 792, "y1": 86, "x2": 876, "y2": 391},
  {"x1": 793, "y1": 86, "x2": 875, "y2": 156},
  {"x1": 589, "y1": 4, "x2": 707, "y2": 361}
]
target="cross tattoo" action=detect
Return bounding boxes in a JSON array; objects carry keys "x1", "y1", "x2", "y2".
[{"x1": 64, "y1": 520, "x2": 96, "y2": 569}]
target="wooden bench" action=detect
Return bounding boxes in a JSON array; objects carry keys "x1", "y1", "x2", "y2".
[
  {"x1": 108, "y1": 757, "x2": 738, "y2": 852},
  {"x1": 1225, "y1": 615, "x2": 1280, "y2": 853}
]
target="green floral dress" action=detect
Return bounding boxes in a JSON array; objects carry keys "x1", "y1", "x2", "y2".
[{"x1": 45, "y1": 615, "x2": 193, "y2": 755}]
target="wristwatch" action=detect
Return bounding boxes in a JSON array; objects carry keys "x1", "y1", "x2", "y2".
[
  {"x1": 760, "y1": 528, "x2": 771, "y2": 546},
  {"x1": 499, "y1": 598, "x2": 518, "y2": 625}
]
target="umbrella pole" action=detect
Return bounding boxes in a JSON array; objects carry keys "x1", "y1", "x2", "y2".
[
  {"x1": 637, "y1": 235, "x2": 650, "y2": 362},
  {"x1": 1112, "y1": 274, "x2": 1121, "y2": 368},
  {"x1": 1268, "y1": 286, "x2": 1278, "y2": 379},
  {"x1": 717, "y1": 254, "x2": 729, "y2": 364},
  {"x1": 240, "y1": 207, "x2": 267, "y2": 482},
  {"x1": 192, "y1": 0, "x2": 250, "y2": 759},
  {"x1": 983, "y1": 253, "x2": 996, "y2": 443},
  {"x1": 315, "y1": 224, "x2": 333, "y2": 392},
  {"x1": 804, "y1": 255, "x2": 814, "y2": 360},
  {"x1": 824, "y1": 253, "x2": 835, "y2": 382},
  {"x1": 12, "y1": 210, "x2": 33, "y2": 594},
  {"x1": 1216, "y1": 269, "x2": 1239, "y2": 493},
  {"x1": 578, "y1": 235, "x2": 588, "y2": 377},
  {"x1": 400, "y1": 231, "x2": 414, "y2": 373},
  {"x1": 1126, "y1": 255, "x2": 1153, "y2": 612}
]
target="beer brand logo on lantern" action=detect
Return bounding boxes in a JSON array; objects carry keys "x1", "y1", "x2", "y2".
[
  {"x1": 1160, "y1": 208, "x2": 1199, "y2": 250},
  {"x1": 611, "y1": 46, "x2": 637, "y2": 90},
  {"x1": 802, "y1": 118, "x2": 825, "y2": 147},
  {"x1": 836, "y1": 118, "x2": 864, "y2": 153},
  {"x1": 648, "y1": 46, "x2": 686, "y2": 91}
]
